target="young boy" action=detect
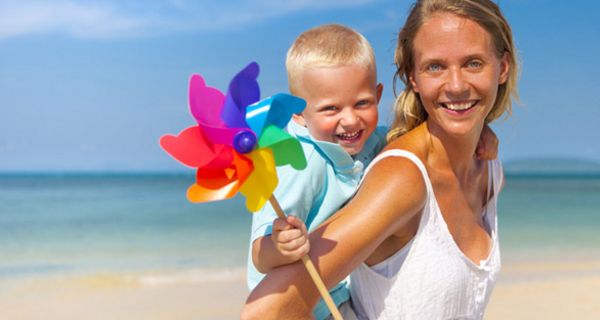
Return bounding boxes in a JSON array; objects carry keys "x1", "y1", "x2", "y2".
[
  {"x1": 247, "y1": 24, "x2": 496, "y2": 320},
  {"x1": 247, "y1": 24, "x2": 382, "y2": 320}
]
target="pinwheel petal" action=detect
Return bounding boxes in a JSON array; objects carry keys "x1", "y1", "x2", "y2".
[
  {"x1": 189, "y1": 74, "x2": 226, "y2": 127},
  {"x1": 222, "y1": 62, "x2": 260, "y2": 128},
  {"x1": 187, "y1": 152, "x2": 254, "y2": 203},
  {"x1": 258, "y1": 125, "x2": 307, "y2": 170},
  {"x1": 246, "y1": 93, "x2": 306, "y2": 135},
  {"x1": 239, "y1": 148, "x2": 278, "y2": 212},
  {"x1": 187, "y1": 179, "x2": 240, "y2": 203},
  {"x1": 159, "y1": 126, "x2": 232, "y2": 168}
]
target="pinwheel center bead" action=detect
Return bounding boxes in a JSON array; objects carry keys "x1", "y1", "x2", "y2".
[{"x1": 233, "y1": 130, "x2": 257, "y2": 154}]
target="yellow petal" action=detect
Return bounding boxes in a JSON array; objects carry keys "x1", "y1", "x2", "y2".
[{"x1": 239, "y1": 148, "x2": 278, "y2": 212}]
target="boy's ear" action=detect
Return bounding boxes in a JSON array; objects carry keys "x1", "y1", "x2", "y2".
[
  {"x1": 376, "y1": 83, "x2": 384, "y2": 102},
  {"x1": 292, "y1": 113, "x2": 307, "y2": 127}
]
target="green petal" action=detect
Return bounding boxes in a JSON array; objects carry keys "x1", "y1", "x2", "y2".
[{"x1": 258, "y1": 125, "x2": 307, "y2": 170}]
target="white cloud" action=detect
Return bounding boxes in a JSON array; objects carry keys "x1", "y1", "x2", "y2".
[
  {"x1": 0, "y1": 2, "x2": 150, "y2": 38},
  {"x1": 0, "y1": 0, "x2": 377, "y2": 39}
]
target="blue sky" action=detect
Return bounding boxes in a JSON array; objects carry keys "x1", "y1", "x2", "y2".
[{"x1": 1, "y1": 0, "x2": 599, "y2": 171}]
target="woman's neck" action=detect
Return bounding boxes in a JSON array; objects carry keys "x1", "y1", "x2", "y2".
[{"x1": 423, "y1": 121, "x2": 484, "y2": 181}]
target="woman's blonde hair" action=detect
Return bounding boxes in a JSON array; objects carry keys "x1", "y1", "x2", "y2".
[
  {"x1": 286, "y1": 24, "x2": 376, "y2": 95},
  {"x1": 387, "y1": 0, "x2": 519, "y2": 141}
]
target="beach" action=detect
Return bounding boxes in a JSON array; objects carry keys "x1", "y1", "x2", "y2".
[
  {"x1": 1, "y1": 173, "x2": 599, "y2": 319},
  {"x1": 1, "y1": 259, "x2": 600, "y2": 319},
  {"x1": 0, "y1": 268, "x2": 249, "y2": 320},
  {"x1": 486, "y1": 259, "x2": 600, "y2": 320}
]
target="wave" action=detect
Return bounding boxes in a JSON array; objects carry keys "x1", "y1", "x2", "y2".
[{"x1": 133, "y1": 267, "x2": 246, "y2": 287}]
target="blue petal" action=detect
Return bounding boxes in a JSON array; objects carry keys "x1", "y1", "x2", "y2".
[{"x1": 245, "y1": 93, "x2": 306, "y2": 135}]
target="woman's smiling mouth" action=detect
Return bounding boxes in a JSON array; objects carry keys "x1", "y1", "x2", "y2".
[{"x1": 440, "y1": 101, "x2": 478, "y2": 111}]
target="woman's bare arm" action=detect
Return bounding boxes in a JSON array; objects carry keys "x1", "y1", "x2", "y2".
[{"x1": 242, "y1": 155, "x2": 427, "y2": 319}]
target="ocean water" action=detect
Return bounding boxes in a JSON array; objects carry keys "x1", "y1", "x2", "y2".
[
  {"x1": 499, "y1": 174, "x2": 600, "y2": 262},
  {"x1": 1, "y1": 172, "x2": 599, "y2": 281},
  {"x1": 0, "y1": 173, "x2": 251, "y2": 279}
]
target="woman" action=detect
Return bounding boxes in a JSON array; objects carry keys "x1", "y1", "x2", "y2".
[{"x1": 243, "y1": 0, "x2": 518, "y2": 318}]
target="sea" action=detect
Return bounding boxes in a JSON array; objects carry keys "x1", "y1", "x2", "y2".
[{"x1": 1, "y1": 171, "x2": 599, "y2": 284}]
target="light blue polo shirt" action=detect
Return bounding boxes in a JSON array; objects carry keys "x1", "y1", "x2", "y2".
[{"x1": 247, "y1": 120, "x2": 387, "y2": 320}]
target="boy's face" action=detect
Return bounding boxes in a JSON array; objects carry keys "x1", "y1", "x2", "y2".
[{"x1": 293, "y1": 65, "x2": 382, "y2": 156}]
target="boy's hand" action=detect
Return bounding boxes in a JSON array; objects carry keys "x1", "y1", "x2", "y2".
[
  {"x1": 271, "y1": 216, "x2": 310, "y2": 263},
  {"x1": 476, "y1": 125, "x2": 499, "y2": 160}
]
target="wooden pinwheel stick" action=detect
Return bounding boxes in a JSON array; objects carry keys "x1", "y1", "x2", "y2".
[{"x1": 268, "y1": 196, "x2": 343, "y2": 320}]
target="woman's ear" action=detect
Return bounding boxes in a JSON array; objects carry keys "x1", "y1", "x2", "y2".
[
  {"x1": 409, "y1": 72, "x2": 419, "y2": 93},
  {"x1": 498, "y1": 52, "x2": 510, "y2": 85}
]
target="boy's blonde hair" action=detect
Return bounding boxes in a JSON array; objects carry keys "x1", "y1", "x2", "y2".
[
  {"x1": 388, "y1": 0, "x2": 519, "y2": 141},
  {"x1": 286, "y1": 24, "x2": 376, "y2": 95}
]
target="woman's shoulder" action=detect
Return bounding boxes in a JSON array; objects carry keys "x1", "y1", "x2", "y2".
[
  {"x1": 360, "y1": 144, "x2": 428, "y2": 206},
  {"x1": 384, "y1": 123, "x2": 429, "y2": 155},
  {"x1": 372, "y1": 126, "x2": 429, "y2": 174}
]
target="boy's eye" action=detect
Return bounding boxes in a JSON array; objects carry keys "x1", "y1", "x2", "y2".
[
  {"x1": 320, "y1": 105, "x2": 338, "y2": 112},
  {"x1": 356, "y1": 100, "x2": 370, "y2": 108}
]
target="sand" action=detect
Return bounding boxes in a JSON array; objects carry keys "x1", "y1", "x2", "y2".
[
  {"x1": 1, "y1": 260, "x2": 599, "y2": 319},
  {"x1": 0, "y1": 269, "x2": 249, "y2": 320},
  {"x1": 485, "y1": 259, "x2": 600, "y2": 320}
]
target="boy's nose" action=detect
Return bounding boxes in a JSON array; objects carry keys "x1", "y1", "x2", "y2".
[{"x1": 340, "y1": 109, "x2": 360, "y2": 126}]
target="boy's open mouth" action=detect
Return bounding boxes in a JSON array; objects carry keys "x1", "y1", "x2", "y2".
[{"x1": 336, "y1": 130, "x2": 362, "y2": 142}]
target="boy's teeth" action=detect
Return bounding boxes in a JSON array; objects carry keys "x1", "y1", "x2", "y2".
[
  {"x1": 337, "y1": 131, "x2": 360, "y2": 139},
  {"x1": 444, "y1": 102, "x2": 474, "y2": 110}
]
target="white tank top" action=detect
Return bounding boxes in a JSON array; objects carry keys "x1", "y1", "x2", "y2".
[{"x1": 350, "y1": 150, "x2": 502, "y2": 320}]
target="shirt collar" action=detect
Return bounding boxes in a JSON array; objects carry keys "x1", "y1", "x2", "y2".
[{"x1": 287, "y1": 120, "x2": 376, "y2": 175}]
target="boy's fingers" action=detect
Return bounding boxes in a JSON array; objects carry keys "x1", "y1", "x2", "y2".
[
  {"x1": 279, "y1": 236, "x2": 309, "y2": 252},
  {"x1": 275, "y1": 228, "x2": 303, "y2": 243},
  {"x1": 272, "y1": 218, "x2": 293, "y2": 231},
  {"x1": 477, "y1": 125, "x2": 499, "y2": 160},
  {"x1": 286, "y1": 216, "x2": 308, "y2": 233}
]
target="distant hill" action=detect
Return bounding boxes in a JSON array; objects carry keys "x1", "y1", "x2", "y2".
[{"x1": 504, "y1": 157, "x2": 600, "y2": 176}]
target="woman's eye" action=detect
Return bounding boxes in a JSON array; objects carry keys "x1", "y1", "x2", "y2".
[
  {"x1": 467, "y1": 60, "x2": 483, "y2": 68},
  {"x1": 427, "y1": 64, "x2": 442, "y2": 72}
]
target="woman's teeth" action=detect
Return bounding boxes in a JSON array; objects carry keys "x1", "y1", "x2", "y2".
[{"x1": 442, "y1": 102, "x2": 476, "y2": 111}]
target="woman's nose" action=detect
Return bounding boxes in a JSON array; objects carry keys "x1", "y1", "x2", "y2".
[{"x1": 445, "y1": 67, "x2": 469, "y2": 96}]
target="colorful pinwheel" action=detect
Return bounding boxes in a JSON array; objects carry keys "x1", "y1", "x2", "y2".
[
  {"x1": 159, "y1": 62, "x2": 343, "y2": 319},
  {"x1": 159, "y1": 62, "x2": 307, "y2": 212}
]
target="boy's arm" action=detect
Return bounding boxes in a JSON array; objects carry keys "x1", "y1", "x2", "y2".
[
  {"x1": 252, "y1": 216, "x2": 310, "y2": 273},
  {"x1": 249, "y1": 147, "x2": 324, "y2": 273}
]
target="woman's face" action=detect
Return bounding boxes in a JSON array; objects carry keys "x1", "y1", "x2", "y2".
[{"x1": 409, "y1": 12, "x2": 509, "y2": 137}]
